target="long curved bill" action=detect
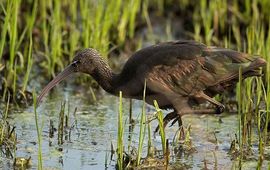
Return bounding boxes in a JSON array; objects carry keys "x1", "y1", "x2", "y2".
[{"x1": 37, "y1": 64, "x2": 75, "y2": 106}]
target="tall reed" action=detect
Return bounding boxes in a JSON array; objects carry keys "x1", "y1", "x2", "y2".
[
  {"x1": 33, "y1": 90, "x2": 43, "y2": 170},
  {"x1": 0, "y1": 0, "x2": 12, "y2": 61},
  {"x1": 154, "y1": 100, "x2": 166, "y2": 155},
  {"x1": 117, "y1": 91, "x2": 124, "y2": 170},
  {"x1": 137, "y1": 81, "x2": 147, "y2": 166},
  {"x1": 22, "y1": 0, "x2": 37, "y2": 92}
]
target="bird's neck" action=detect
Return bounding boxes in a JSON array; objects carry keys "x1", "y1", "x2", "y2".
[{"x1": 90, "y1": 61, "x2": 118, "y2": 94}]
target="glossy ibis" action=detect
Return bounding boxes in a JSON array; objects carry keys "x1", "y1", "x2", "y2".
[{"x1": 37, "y1": 40, "x2": 266, "y2": 129}]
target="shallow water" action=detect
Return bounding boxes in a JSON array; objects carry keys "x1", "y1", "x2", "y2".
[{"x1": 1, "y1": 85, "x2": 270, "y2": 170}]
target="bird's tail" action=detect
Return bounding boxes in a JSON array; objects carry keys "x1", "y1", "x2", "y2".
[
  {"x1": 241, "y1": 57, "x2": 266, "y2": 78},
  {"x1": 208, "y1": 56, "x2": 266, "y2": 95},
  {"x1": 219, "y1": 56, "x2": 266, "y2": 84}
]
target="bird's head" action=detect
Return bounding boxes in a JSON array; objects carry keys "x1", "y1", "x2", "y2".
[
  {"x1": 71, "y1": 48, "x2": 101, "y2": 74},
  {"x1": 37, "y1": 48, "x2": 101, "y2": 105}
]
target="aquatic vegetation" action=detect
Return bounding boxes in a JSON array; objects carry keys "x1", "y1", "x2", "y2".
[
  {"x1": 33, "y1": 91, "x2": 43, "y2": 170},
  {"x1": 136, "y1": 81, "x2": 147, "y2": 166},
  {"x1": 0, "y1": 94, "x2": 16, "y2": 158},
  {"x1": 1, "y1": 0, "x2": 270, "y2": 169},
  {"x1": 0, "y1": 0, "x2": 143, "y2": 103},
  {"x1": 13, "y1": 156, "x2": 32, "y2": 169},
  {"x1": 154, "y1": 100, "x2": 166, "y2": 155},
  {"x1": 57, "y1": 102, "x2": 66, "y2": 145},
  {"x1": 117, "y1": 91, "x2": 124, "y2": 170},
  {"x1": 114, "y1": 82, "x2": 175, "y2": 169}
]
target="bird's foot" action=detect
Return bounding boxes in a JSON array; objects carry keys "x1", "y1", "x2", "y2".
[
  {"x1": 169, "y1": 115, "x2": 182, "y2": 127},
  {"x1": 215, "y1": 105, "x2": 225, "y2": 114},
  {"x1": 154, "y1": 111, "x2": 178, "y2": 134}
]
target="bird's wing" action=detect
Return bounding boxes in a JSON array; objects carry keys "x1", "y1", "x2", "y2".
[
  {"x1": 143, "y1": 41, "x2": 265, "y2": 97},
  {"x1": 145, "y1": 56, "x2": 213, "y2": 96},
  {"x1": 203, "y1": 47, "x2": 265, "y2": 84}
]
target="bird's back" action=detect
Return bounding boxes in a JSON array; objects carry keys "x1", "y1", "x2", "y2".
[{"x1": 119, "y1": 40, "x2": 266, "y2": 98}]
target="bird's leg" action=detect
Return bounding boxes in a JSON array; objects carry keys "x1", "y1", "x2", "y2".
[
  {"x1": 171, "y1": 96, "x2": 220, "y2": 115},
  {"x1": 195, "y1": 91, "x2": 225, "y2": 114},
  {"x1": 154, "y1": 110, "x2": 178, "y2": 133},
  {"x1": 154, "y1": 108, "x2": 222, "y2": 133},
  {"x1": 155, "y1": 95, "x2": 225, "y2": 133},
  {"x1": 169, "y1": 115, "x2": 182, "y2": 127}
]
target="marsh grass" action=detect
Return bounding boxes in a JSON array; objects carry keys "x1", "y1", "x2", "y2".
[
  {"x1": 182, "y1": 0, "x2": 270, "y2": 166},
  {"x1": 172, "y1": 124, "x2": 194, "y2": 157},
  {"x1": 48, "y1": 102, "x2": 73, "y2": 146},
  {"x1": 22, "y1": 0, "x2": 37, "y2": 92},
  {"x1": 0, "y1": 92, "x2": 10, "y2": 143},
  {"x1": 50, "y1": 0, "x2": 63, "y2": 76},
  {"x1": 0, "y1": 0, "x2": 12, "y2": 61},
  {"x1": 33, "y1": 90, "x2": 43, "y2": 170},
  {"x1": 127, "y1": 99, "x2": 133, "y2": 151},
  {"x1": 136, "y1": 81, "x2": 147, "y2": 166},
  {"x1": 235, "y1": 22, "x2": 270, "y2": 167},
  {"x1": 1, "y1": 0, "x2": 270, "y2": 168},
  {"x1": 154, "y1": 100, "x2": 166, "y2": 155},
  {"x1": 115, "y1": 81, "x2": 171, "y2": 169},
  {"x1": 0, "y1": 1, "x2": 269, "y2": 98},
  {"x1": 57, "y1": 102, "x2": 65, "y2": 145},
  {"x1": 8, "y1": 0, "x2": 20, "y2": 78},
  {"x1": 0, "y1": 92, "x2": 17, "y2": 158},
  {"x1": 236, "y1": 67, "x2": 243, "y2": 167},
  {"x1": 0, "y1": 0, "x2": 144, "y2": 102},
  {"x1": 117, "y1": 91, "x2": 124, "y2": 170}
]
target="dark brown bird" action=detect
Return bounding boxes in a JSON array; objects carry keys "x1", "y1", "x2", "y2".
[{"x1": 37, "y1": 40, "x2": 266, "y2": 129}]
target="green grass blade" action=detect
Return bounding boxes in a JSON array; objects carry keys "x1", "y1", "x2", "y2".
[
  {"x1": 137, "y1": 80, "x2": 147, "y2": 166},
  {"x1": 154, "y1": 100, "x2": 166, "y2": 155},
  {"x1": 117, "y1": 91, "x2": 124, "y2": 170},
  {"x1": 33, "y1": 90, "x2": 43, "y2": 170}
]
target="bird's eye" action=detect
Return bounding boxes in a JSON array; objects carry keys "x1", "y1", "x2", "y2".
[{"x1": 71, "y1": 60, "x2": 80, "y2": 68}]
